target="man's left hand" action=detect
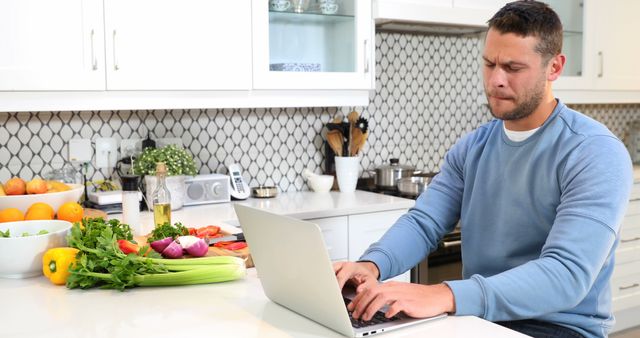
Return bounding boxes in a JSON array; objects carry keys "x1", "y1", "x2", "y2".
[{"x1": 348, "y1": 281, "x2": 456, "y2": 321}]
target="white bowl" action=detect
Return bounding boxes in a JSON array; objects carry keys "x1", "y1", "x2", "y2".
[
  {"x1": 0, "y1": 220, "x2": 72, "y2": 278},
  {"x1": 308, "y1": 175, "x2": 334, "y2": 193},
  {"x1": 0, "y1": 183, "x2": 83, "y2": 213}
]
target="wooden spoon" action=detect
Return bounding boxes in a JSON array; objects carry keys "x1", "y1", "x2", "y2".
[
  {"x1": 350, "y1": 129, "x2": 368, "y2": 156},
  {"x1": 327, "y1": 129, "x2": 344, "y2": 156}
]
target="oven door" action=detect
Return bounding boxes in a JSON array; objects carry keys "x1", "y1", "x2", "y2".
[{"x1": 411, "y1": 232, "x2": 462, "y2": 285}]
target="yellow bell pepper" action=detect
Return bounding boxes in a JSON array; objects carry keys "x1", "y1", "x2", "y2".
[{"x1": 42, "y1": 247, "x2": 79, "y2": 285}]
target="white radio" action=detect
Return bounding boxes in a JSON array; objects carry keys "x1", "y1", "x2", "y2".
[{"x1": 183, "y1": 174, "x2": 231, "y2": 206}]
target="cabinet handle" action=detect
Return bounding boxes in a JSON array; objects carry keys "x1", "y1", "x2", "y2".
[
  {"x1": 620, "y1": 237, "x2": 640, "y2": 243},
  {"x1": 597, "y1": 51, "x2": 603, "y2": 78},
  {"x1": 619, "y1": 283, "x2": 640, "y2": 291},
  {"x1": 90, "y1": 29, "x2": 97, "y2": 71},
  {"x1": 443, "y1": 240, "x2": 461, "y2": 248},
  {"x1": 363, "y1": 39, "x2": 369, "y2": 74},
  {"x1": 113, "y1": 30, "x2": 119, "y2": 71}
]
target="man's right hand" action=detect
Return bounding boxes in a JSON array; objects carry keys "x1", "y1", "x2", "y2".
[{"x1": 333, "y1": 261, "x2": 380, "y2": 291}]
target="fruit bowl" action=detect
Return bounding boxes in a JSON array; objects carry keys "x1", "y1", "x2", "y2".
[
  {"x1": 0, "y1": 184, "x2": 84, "y2": 213},
  {"x1": 0, "y1": 220, "x2": 72, "y2": 278}
]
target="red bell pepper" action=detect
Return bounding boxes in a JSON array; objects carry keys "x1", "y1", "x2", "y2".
[
  {"x1": 117, "y1": 239, "x2": 140, "y2": 255},
  {"x1": 213, "y1": 241, "x2": 235, "y2": 248}
]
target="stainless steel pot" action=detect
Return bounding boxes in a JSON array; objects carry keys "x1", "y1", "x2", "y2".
[
  {"x1": 371, "y1": 158, "x2": 421, "y2": 189},
  {"x1": 397, "y1": 172, "x2": 437, "y2": 197}
]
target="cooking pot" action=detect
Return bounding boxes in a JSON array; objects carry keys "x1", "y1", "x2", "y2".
[
  {"x1": 371, "y1": 158, "x2": 421, "y2": 189},
  {"x1": 396, "y1": 172, "x2": 437, "y2": 197}
]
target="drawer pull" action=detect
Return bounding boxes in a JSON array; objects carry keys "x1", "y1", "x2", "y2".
[
  {"x1": 619, "y1": 283, "x2": 640, "y2": 291},
  {"x1": 443, "y1": 240, "x2": 461, "y2": 248},
  {"x1": 620, "y1": 237, "x2": 640, "y2": 243}
]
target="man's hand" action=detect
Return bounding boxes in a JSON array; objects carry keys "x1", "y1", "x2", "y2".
[
  {"x1": 333, "y1": 261, "x2": 380, "y2": 291},
  {"x1": 349, "y1": 281, "x2": 456, "y2": 321}
]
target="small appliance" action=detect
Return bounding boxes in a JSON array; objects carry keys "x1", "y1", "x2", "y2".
[
  {"x1": 227, "y1": 163, "x2": 250, "y2": 200},
  {"x1": 183, "y1": 174, "x2": 231, "y2": 206}
]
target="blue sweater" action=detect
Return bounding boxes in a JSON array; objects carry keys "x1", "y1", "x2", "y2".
[{"x1": 360, "y1": 101, "x2": 633, "y2": 338}]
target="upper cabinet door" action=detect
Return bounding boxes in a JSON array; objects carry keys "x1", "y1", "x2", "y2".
[
  {"x1": 591, "y1": 0, "x2": 640, "y2": 91},
  {"x1": 252, "y1": 0, "x2": 374, "y2": 90},
  {"x1": 104, "y1": 0, "x2": 252, "y2": 90},
  {"x1": 0, "y1": 0, "x2": 105, "y2": 91}
]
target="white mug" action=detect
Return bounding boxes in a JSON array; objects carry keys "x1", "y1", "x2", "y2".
[
  {"x1": 319, "y1": 2, "x2": 338, "y2": 14},
  {"x1": 270, "y1": 0, "x2": 291, "y2": 11}
]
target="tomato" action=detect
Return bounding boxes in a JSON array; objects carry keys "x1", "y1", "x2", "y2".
[
  {"x1": 224, "y1": 242, "x2": 247, "y2": 251},
  {"x1": 195, "y1": 225, "x2": 220, "y2": 238},
  {"x1": 187, "y1": 227, "x2": 197, "y2": 236}
]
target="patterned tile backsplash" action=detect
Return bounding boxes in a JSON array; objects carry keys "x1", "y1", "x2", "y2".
[{"x1": 1, "y1": 32, "x2": 640, "y2": 191}]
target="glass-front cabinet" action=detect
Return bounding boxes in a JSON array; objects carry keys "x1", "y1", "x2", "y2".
[{"x1": 252, "y1": 0, "x2": 374, "y2": 90}]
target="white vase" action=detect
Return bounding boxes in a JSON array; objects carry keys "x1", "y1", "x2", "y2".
[
  {"x1": 334, "y1": 156, "x2": 360, "y2": 193},
  {"x1": 144, "y1": 175, "x2": 186, "y2": 211}
]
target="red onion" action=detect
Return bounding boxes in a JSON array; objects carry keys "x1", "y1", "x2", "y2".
[
  {"x1": 177, "y1": 236, "x2": 209, "y2": 257},
  {"x1": 161, "y1": 240, "x2": 184, "y2": 258},
  {"x1": 150, "y1": 237, "x2": 174, "y2": 253}
]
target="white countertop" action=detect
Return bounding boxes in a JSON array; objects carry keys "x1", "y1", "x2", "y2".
[
  {"x1": 0, "y1": 268, "x2": 527, "y2": 338},
  {"x1": 0, "y1": 190, "x2": 526, "y2": 337},
  {"x1": 121, "y1": 190, "x2": 417, "y2": 235}
]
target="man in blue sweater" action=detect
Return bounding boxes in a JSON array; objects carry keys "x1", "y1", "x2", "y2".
[{"x1": 334, "y1": 1, "x2": 633, "y2": 337}]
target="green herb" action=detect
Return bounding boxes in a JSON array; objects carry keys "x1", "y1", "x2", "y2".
[
  {"x1": 66, "y1": 223, "x2": 245, "y2": 291},
  {"x1": 37, "y1": 229, "x2": 49, "y2": 235},
  {"x1": 21, "y1": 232, "x2": 30, "y2": 237},
  {"x1": 147, "y1": 222, "x2": 189, "y2": 242},
  {"x1": 0, "y1": 229, "x2": 10, "y2": 238},
  {"x1": 0, "y1": 229, "x2": 49, "y2": 238},
  {"x1": 69, "y1": 217, "x2": 134, "y2": 250},
  {"x1": 132, "y1": 144, "x2": 197, "y2": 176}
]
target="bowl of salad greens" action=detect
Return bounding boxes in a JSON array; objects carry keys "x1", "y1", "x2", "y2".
[{"x1": 0, "y1": 220, "x2": 72, "y2": 278}]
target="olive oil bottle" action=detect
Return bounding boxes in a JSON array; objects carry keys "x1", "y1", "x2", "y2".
[{"x1": 152, "y1": 162, "x2": 171, "y2": 227}]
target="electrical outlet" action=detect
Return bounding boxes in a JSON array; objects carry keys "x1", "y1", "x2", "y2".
[
  {"x1": 156, "y1": 137, "x2": 183, "y2": 148},
  {"x1": 121, "y1": 138, "x2": 142, "y2": 158},
  {"x1": 95, "y1": 138, "x2": 118, "y2": 168}
]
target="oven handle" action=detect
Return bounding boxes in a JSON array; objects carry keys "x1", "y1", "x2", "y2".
[{"x1": 442, "y1": 240, "x2": 461, "y2": 248}]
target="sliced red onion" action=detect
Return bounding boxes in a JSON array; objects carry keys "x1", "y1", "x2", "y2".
[
  {"x1": 184, "y1": 238, "x2": 209, "y2": 257},
  {"x1": 150, "y1": 237, "x2": 174, "y2": 253},
  {"x1": 176, "y1": 236, "x2": 201, "y2": 249},
  {"x1": 161, "y1": 240, "x2": 184, "y2": 258}
]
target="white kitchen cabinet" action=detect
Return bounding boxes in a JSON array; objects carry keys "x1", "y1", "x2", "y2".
[
  {"x1": 307, "y1": 216, "x2": 349, "y2": 261},
  {"x1": 104, "y1": 0, "x2": 251, "y2": 90},
  {"x1": 452, "y1": 0, "x2": 506, "y2": 11},
  {"x1": 348, "y1": 209, "x2": 411, "y2": 282},
  {"x1": 611, "y1": 189, "x2": 640, "y2": 333},
  {"x1": 548, "y1": 0, "x2": 640, "y2": 103},
  {"x1": 0, "y1": 0, "x2": 105, "y2": 90},
  {"x1": 252, "y1": 0, "x2": 374, "y2": 90}
]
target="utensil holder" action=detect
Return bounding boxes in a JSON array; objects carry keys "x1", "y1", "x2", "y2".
[{"x1": 334, "y1": 156, "x2": 360, "y2": 193}]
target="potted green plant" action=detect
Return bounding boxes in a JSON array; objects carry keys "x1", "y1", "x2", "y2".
[{"x1": 132, "y1": 144, "x2": 197, "y2": 210}]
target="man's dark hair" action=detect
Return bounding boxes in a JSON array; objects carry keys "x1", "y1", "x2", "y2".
[{"x1": 487, "y1": 0, "x2": 563, "y2": 63}]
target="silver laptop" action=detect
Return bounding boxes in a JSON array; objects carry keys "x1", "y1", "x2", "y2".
[{"x1": 234, "y1": 204, "x2": 446, "y2": 337}]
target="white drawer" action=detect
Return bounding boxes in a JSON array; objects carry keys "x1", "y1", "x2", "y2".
[
  {"x1": 616, "y1": 246, "x2": 640, "y2": 265},
  {"x1": 619, "y1": 226, "x2": 640, "y2": 251},
  {"x1": 611, "y1": 273, "x2": 640, "y2": 305},
  {"x1": 307, "y1": 216, "x2": 348, "y2": 261},
  {"x1": 629, "y1": 183, "x2": 640, "y2": 201},
  {"x1": 612, "y1": 292, "x2": 640, "y2": 312},
  {"x1": 626, "y1": 200, "x2": 640, "y2": 216},
  {"x1": 613, "y1": 260, "x2": 640, "y2": 280}
]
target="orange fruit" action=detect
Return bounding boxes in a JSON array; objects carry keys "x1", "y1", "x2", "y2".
[
  {"x1": 56, "y1": 202, "x2": 84, "y2": 223},
  {"x1": 28, "y1": 202, "x2": 55, "y2": 217},
  {"x1": 25, "y1": 202, "x2": 55, "y2": 220},
  {"x1": 0, "y1": 208, "x2": 25, "y2": 223}
]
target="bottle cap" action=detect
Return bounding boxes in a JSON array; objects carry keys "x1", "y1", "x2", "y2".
[
  {"x1": 121, "y1": 175, "x2": 140, "y2": 191},
  {"x1": 156, "y1": 162, "x2": 167, "y2": 175}
]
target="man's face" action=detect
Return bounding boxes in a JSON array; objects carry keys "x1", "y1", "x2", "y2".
[{"x1": 482, "y1": 29, "x2": 549, "y2": 121}]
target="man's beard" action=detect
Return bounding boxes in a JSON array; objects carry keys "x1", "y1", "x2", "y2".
[{"x1": 486, "y1": 78, "x2": 545, "y2": 121}]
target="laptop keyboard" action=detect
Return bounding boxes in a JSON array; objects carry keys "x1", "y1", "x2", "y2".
[{"x1": 344, "y1": 298, "x2": 401, "y2": 328}]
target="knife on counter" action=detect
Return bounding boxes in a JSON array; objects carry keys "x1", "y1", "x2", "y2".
[{"x1": 207, "y1": 233, "x2": 245, "y2": 245}]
